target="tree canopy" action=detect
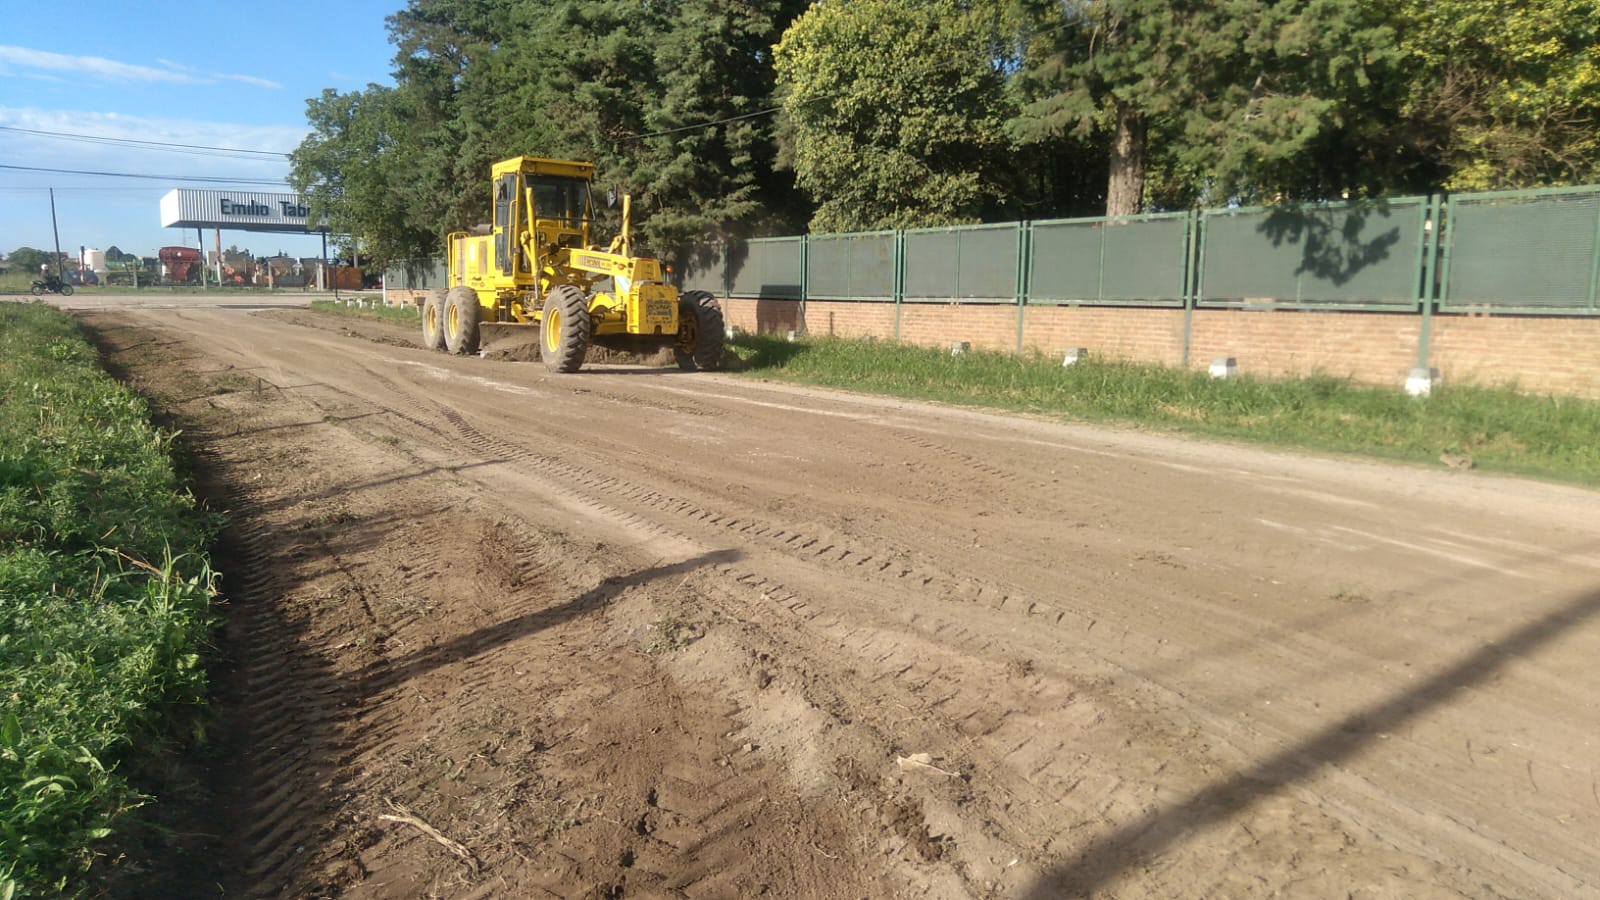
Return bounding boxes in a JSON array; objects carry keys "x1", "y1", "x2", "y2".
[
  {"x1": 289, "y1": 0, "x2": 1600, "y2": 264},
  {"x1": 773, "y1": 0, "x2": 1016, "y2": 232}
]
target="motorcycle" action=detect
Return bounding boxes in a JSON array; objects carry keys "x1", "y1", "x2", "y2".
[{"x1": 30, "y1": 275, "x2": 74, "y2": 296}]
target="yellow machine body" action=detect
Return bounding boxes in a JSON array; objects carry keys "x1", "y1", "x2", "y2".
[{"x1": 445, "y1": 156, "x2": 679, "y2": 339}]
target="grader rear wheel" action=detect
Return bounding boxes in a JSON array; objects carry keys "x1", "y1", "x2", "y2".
[
  {"x1": 444, "y1": 286, "x2": 481, "y2": 355},
  {"x1": 541, "y1": 284, "x2": 591, "y2": 373},
  {"x1": 421, "y1": 288, "x2": 447, "y2": 351},
  {"x1": 673, "y1": 290, "x2": 725, "y2": 371}
]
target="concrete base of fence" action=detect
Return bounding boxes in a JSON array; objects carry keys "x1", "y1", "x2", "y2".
[
  {"x1": 1062, "y1": 348, "x2": 1089, "y2": 367},
  {"x1": 1209, "y1": 356, "x2": 1239, "y2": 379},
  {"x1": 951, "y1": 341, "x2": 971, "y2": 355},
  {"x1": 1406, "y1": 366, "x2": 1441, "y2": 397}
]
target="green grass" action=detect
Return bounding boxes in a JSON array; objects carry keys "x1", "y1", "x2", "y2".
[
  {"x1": 309, "y1": 298, "x2": 420, "y2": 322},
  {"x1": 0, "y1": 301, "x2": 218, "y2": 897},
  {"x1": 729, "y1": 334, "x2": 1600, "y2": 485}
]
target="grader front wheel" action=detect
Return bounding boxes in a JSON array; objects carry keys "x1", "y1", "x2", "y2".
[
  {"x1": 444, "y1": 286, "x2": 480, "y2": 355},
  {"x1": 541, "y1": 284, "x2": 591, "y2": 373},
  {"x1": 421, "y1": 288, "x2": 447, "y2": 350},
  {"x1": 674, "y1": 290, "x2": 725, "y2": 371}
]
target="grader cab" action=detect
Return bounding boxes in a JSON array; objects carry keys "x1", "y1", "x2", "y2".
[{"x1": 420, "y1": 156, "x2": 723, "y2": 373}]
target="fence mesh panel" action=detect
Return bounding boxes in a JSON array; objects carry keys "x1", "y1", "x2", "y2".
[
  {"x1": 680, "y1": 243, "x2": 727, "y2": 295},
  {"x1": 383, "y1": 257, "x2": 449, "y2": 291},
  {"x1": 1443, "y1": 189, "x2": 1600, "y2": 311},
  {"x1": 1199, "y1": 200, "x2": 1424, "y2": 307},
  {"x1": 728, "y1": 238, "x2": 804, "y2": 299},
  {"x1": 903, "y1": 225, "x2": 1019, "y2": 301},
  {"x1": 807, "y1": 232, "x2": 896, "y2": 300},
  {"x1": 1028, "y1": 216, "x2": 1187, "y2": 305}
]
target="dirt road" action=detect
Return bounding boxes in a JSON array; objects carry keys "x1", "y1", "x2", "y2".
[{"x1": 69, "y1": 295, "x2": 1599, "y2": 898}]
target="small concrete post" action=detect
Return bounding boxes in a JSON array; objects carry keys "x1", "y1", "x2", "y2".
[
  {"x1": 951, "y1": 341, "x2": 971, "y2": 355},
  {"x1": 1208, "y1": 356, "x2": 1239, "y2": 379},
  {"x1": 1062, "y1": 347, "x2": 1088, "y2": 367},
  {"x1": 1405, "y1": 366, "x2": 1440, "y2": 397}
]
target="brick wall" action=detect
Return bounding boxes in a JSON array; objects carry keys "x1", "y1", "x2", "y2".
[
  {"x1": 1432, "y1": 314, "x2": 1600, "y2": 397},
  {"x1": 720, "y1": 295, "x2": 1600, "y2": 399},
  {"x1": 723, "y1": 297, "x2": 803, "y2": 334},
  {"x1": 1021, "y1": 305, "x2": 1188, "y2": 366},
  {"x1": 897, "y1": 303, "x2": 1019, "y2": 351},
  {"x1": 386, "y1": 288, "x2": 429, "y2": 308},
  {"x1": 1189, "y1": 308, "x2": 1422, "y2": 383}
]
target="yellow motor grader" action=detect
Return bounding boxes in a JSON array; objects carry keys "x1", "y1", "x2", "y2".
[{"x1": 420, "y1": 156, "x2": 723, "y2": 373}]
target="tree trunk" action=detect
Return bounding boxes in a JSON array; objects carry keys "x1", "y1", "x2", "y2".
[{"x1": 1105, "y1": 102, "x2": 1147, "y2": 216}]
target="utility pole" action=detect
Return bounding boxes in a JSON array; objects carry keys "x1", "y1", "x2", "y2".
[{"x1": 49, "y1": 188, "x2": 64, "y2": 279}]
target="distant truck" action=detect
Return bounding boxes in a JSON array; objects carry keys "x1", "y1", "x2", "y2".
[{"x1": 158, "y1": 246, "x2": 203, "y2": 283}]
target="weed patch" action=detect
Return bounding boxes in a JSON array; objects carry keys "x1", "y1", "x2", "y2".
[{"x1": 0, "y1": 302, "x2": 218, "y2": 897}]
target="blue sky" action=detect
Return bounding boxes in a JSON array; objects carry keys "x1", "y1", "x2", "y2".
[{"x1": 0, "y1": 1, "x2": 404, "y2": 262}]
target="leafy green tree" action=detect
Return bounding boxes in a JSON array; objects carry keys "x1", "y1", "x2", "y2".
[
  {"x1": 1011, "y1": 0, "x2": 1399, "y2": 213},
  {"x1": 774, "y1": 0, "x2": 1017, "y2": 232},
  {"x1": 290, "y1": 85, "x2": 434, "y2": 265},
  {"x1": 1392, "y1": 0, "x2": 1600, "y2": 190},
  {"x1": 7, "y1": 247, "x2": 51, "y2": 274},
  {"x1": 635, "y1": 0, "x2": 813, "y2": 250},
  {"x1": 290, "y1": 0, "x2": 808, "y2": 268}
]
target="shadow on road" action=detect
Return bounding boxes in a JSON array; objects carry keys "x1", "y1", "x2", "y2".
[
  {"x1": 1018, "y1": 585, "x2": 1600, "y2": 898},
  {"x1": 352, "y1": 548, "x2": 742, "y2": 699}
]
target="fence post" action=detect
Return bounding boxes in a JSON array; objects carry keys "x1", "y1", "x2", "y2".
[
  {"x1": 1588, "y1": 196, "x2": 1600, "y2": 313},
  {"x1": 1015, "y1": 221, "x2": 1029, "y2": 354},
  {"x1": 893, "y1": 231, "x2": 905, "y2": 341},
  {"x1": 799, "y1": 235, "x2": 809, "y2": 332},
  {"x1": 1417, "y1": 195, "x2": 1442, "y2": 369},
  {"x1": 1182, "y1": 210, "x2": 1201, "y2": 369}
]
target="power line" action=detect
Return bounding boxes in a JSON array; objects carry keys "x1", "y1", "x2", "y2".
[
  {"x1": 0, "y1": 164, "x2": 288, "y2": 186},
  {"x1": 0, "y1": 125, "x2": 290, "y2": 159},
  {"x1": 626, "y1": 105, "x2": 783, "y2": 141}
]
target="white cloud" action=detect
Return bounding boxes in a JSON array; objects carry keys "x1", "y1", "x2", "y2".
[
  {"x1": 0, "y1": 45, "x2": 279, "y2": 89},
  {"x1": 215, "y1": 73, "x2": 284, "y2": 90}
]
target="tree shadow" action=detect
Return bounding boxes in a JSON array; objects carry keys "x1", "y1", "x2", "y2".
[
  {"x1": 730, "y1": 333, "x2": 814, "y2": 371},
  {"x1": 715, "y1": 239, "x2": 805, "y2": 323},
  {"x1": 352, "y1": 548, "x2": 743, "y2": 700},
  {"x1": 1018, "y1": 585, "x2": 1600, "y2": 899},
  {"x1": 1255, "y1": 202, "x2": 1404, "y2": 288}
]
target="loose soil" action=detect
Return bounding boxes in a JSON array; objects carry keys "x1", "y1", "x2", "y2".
[{"x1": 72, "y1": 299, "x2": 1600, "y2": 899}]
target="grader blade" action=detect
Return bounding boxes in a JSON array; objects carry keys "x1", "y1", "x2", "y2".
[{"x1": 475, "y1": 322, "x2": 543, "y2": 360}]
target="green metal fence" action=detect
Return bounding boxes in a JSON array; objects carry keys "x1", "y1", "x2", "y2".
[
  {"x1": 681, "y1": 243, "x2": 728, "y2": 296},
  {"x1": 1027, "y1": 212, "x2": 1190, "y2": 307},
  {"x1": 807, "y1": 231, "x2": 897, "y2": 301},
  {"x1": 383, "y1": 257, "x2": 449, "y2": 291},
  {"x1": 1196, "y1": 197, "x2": 1430, "y2": 310},
  {"x1": 386, "y1": 183, "x2": 1600, "y2": 318},
  {"x1": 902, "y1": 223, "x2": 1024, "y2": 303},
  {"x1": 1439, "y1": 185, "x2": 1600, "y2": 314},
  {"x1": 727, "y1": 237, "x2": 805, "y2": 300}
]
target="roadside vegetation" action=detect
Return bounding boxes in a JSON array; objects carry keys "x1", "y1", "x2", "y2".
[
  {"x1": 309, "y1": 297, "x2": 419, "y2": 322},
  {"x1": 729, "y1": 334, "x2": 1600, "y2": 485},
  {"x1": 0, "y1": 301, "x2": 218, "y2": 897},
  {"x1": 0, "y1": 270, "x2": 41, "y2": 293}
]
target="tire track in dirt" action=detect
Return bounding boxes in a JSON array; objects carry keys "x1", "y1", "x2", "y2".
[
  {"x1": 84, "y1": 308, "x2": 1600, "y2": 898},
  {"x1": 91, "y1": 314, "x2": 916, "y2": 898},
  {"x1": 345, "y1": 375, "x2": 1591, "y2": 897}
]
